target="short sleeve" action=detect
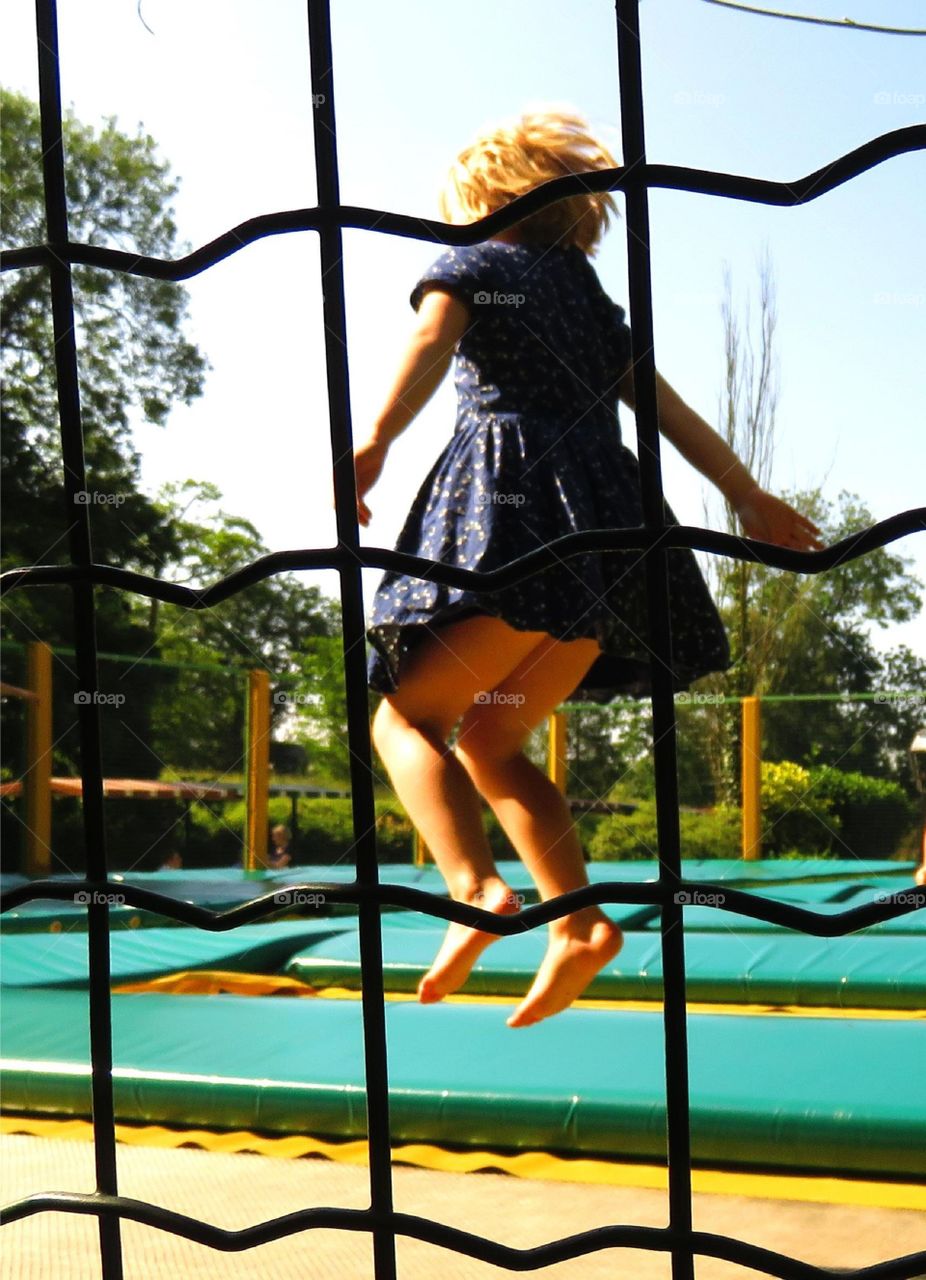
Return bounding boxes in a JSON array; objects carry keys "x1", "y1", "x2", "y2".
[{"x1": 410, "y1": 244, "x2": 503, "y2": 313}]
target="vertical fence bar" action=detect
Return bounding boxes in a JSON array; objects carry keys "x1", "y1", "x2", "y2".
[
  {"x1": 742, "y1": 695, "x2": 762, "y2": 860},
  {"x1": 33, "y1": 0, "x2": 124, "y2": 1275},
  {"x1": 614, "y1": 3, "x2": 695, "y2": 1277},
  {"x1": 24, "y1": 640, "x2": 53, "y2": 877},
  {"x1": 305, "y1": 3, "x2": 397, "y2": 1277}
]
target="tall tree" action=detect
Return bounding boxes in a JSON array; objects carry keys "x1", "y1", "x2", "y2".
[
  {"x1": 1, "y1": 87, "x2": 207, "y2": 651},
  {"x1": 1, "y1": 92, "x2": 343, "y2": 791},
  {"x1": 695, "y1": 254, "x2": 922, "y2": 800},
  {"x1": 2, "y1": 87, "x2": 209, "y2": 787}
]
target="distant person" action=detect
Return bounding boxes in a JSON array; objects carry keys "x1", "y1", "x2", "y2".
[
  {"x1": 356, "y1": 109, "x2": 822, "y2": 1028},
  {"x1": 159, "y1": 851, "x2": 183, "y2": 871},
  {"x1": 267, "y1": 824, "x2": 292, "y2": 869}
]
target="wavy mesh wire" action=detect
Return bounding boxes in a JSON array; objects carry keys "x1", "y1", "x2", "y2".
[{"x1": 1, "y1": 2, "x2": 925, "y2": 1277}]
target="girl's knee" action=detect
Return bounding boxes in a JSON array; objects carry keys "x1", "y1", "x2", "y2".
[{"x1": 456, "y1": 705, "x2": 527, "y2": 769}]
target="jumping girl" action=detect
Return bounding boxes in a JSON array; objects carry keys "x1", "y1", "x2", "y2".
[{"x1": 354, "y1": 110, "x2": 822, "y2": 1028}]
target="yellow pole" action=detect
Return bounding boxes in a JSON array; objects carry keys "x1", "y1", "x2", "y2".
[
  {"x1": 24, "y1": 641, "x2": 53, "y2": 877},
  {"x1": 244, "y1": 669, "x2": 270, "y2": 873},
  {"x1": 548, "y1": 710, "x2": 567, "y2": 793},
  {"x1": 413, "y1": 829, "x2": 431, "y2": 866},
  {"x1": 741, "y1": 695, "x2": 762, "y2": 860}
]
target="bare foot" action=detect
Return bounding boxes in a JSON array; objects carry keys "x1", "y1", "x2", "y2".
[
  {"x1": 418, "y1": 883, "x2": 522, "y2": 1004},
  {"x1": 506, "y1": 916, "x2": 623, "y2": 1028}
]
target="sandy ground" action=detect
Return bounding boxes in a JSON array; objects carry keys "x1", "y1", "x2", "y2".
[{"x1": 2, "y1": 1132, "x2": 925, "y2": 1279}]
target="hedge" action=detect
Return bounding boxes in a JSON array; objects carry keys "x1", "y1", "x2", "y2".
[{"x1": 587, "y1": 802, "x2": 741, "y2": 861}]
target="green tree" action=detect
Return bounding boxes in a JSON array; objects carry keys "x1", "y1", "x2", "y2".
[
  {"x1": 142, "y1": 481, "x2": 342, "y2": 778},
  {"x1": 1, "y1": 87, "x2": 208, "y2": 658},
  {"x1": 1, "y1": 87, "x2": 212, "y2": 786},
  {"x1": 695, "y1": 256, "x2": 922, "y2": 801},
  {"x1": 708, "y1": 488, "x2": 922, "y2": 795},
  {"x1": 1, "y1": 92, "x2": 343, "y2": 798}
]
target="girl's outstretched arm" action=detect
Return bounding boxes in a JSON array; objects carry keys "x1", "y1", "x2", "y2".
[
  {"x1": 617, "y1": 368, "x2": 823, "y2": 551},
  {"x1": 352, "y1": 291, "x2": 470, "y2": 526}
]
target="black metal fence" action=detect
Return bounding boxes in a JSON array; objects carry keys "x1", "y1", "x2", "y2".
[{"x1": 2, "y1": 2, "x2": 925, "y2": 1276}]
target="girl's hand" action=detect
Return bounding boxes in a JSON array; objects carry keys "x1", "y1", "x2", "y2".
[
  {"x1": 352, "y1": 437, "x2": 389, "y2": 527},
  {"x1": 734, "y1": 487, "x2": 824, "y2": 551}
]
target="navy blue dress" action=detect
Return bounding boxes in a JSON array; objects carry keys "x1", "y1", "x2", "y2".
[{"x1": 365, "y1": 241, "x2": 730, "y2": 702}]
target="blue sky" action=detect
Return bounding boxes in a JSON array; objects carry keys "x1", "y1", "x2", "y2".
[{"x1": 3, "y1": 0, "x2": 924, "y2": 662}]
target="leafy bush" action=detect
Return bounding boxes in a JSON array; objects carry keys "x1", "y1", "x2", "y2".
[
  {"x1": 587, "y1": 802, "x2": 740, "y2": 862},
  {"x1": 678, "y1": 805, "x2": 742, "y2": 860},
  {"x1": 805, "y1": 766, "x2": 915, "y2": 858},
  {"x1": 586, "y1": 803, "x2": 659, "y2": 861},
  {"x1": 186, "y1": 796, "x2": 418, "y2": 865},
  {"x1": 760, "y1": 760, "x2": 840, "y2": 856}
]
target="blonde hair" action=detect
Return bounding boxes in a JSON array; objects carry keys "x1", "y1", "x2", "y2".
[{"x1": 439, "y1": 109, "x2": 619, "y2": 256}]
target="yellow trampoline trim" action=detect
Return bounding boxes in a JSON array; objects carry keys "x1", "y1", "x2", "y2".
[
  {"x1": 3, "y1": 1114, "x2": 924, "y2": 1211},
  {"x1": 111, "y1": 970, "x2": 926, "y2": 1020},
  {"x1": 114, "y1": 970, "x2": 315, "y2": 997}
]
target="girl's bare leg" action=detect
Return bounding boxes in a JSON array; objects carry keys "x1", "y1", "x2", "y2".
[
  {"x1": 453, "y1": 633, "x2": 624, "y2": 1027},
  {"x1": 371, "y1": 615, "x2": 547, "y2": 1002}
]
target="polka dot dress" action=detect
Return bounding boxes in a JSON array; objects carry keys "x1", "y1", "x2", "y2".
[{"x1": 366, "y1": 241, "x2": 730, "y2": 703}]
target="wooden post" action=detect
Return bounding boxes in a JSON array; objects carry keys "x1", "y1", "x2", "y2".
[
  {"x1": 741, "y1": 695, "x2": 762, "y2": 860},
  {"x1": 548, "y1": 710, "x2": 567, "y2": 793},
  {"x1": 244, "y1": 669, "x2": 270, "y2": 873},
  {"x1": 24, "y1": 641, "x2": 53, "y2": 878}
]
